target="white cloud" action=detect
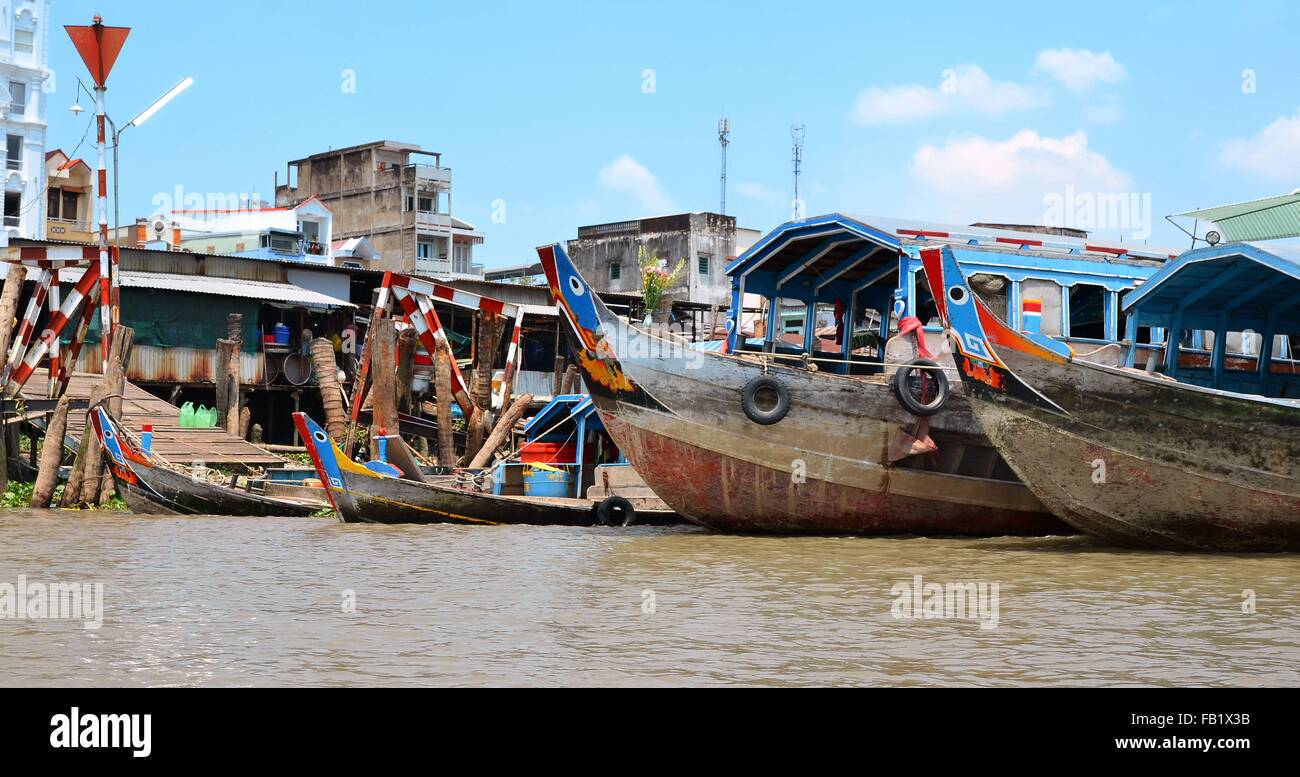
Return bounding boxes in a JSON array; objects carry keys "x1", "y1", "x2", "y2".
[
  {"x1": 1220, "y1": 109, "x2": 1300, "y2": 181},
  {"x1": 1085, "y1": 100, "x2": 1123, "y2": 124},
  {"x1": 850, "y1": 65, "x2": 1043, "y2": 124},
  {"x1": 597, "y1": 155, "x2": 674, "y2": 214},
  {"x1": 911, "y1": 129, "x2": 1132, "y2": 224},
  {"x1": 1033, "y1": 49, "x2": 1127, "y2": 92}
]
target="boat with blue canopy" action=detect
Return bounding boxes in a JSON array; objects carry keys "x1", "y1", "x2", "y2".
[{"x1": 921, "y1": 235, "x2": 1300, "y2": 551}]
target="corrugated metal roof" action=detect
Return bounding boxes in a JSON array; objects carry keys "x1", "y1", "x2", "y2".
[
  {"x1": 1175, "y1": 192, "x2": 1300, "y2": 242},
  {"x1": 120, "y1": 271, "x2": 354, "y2": 308}
]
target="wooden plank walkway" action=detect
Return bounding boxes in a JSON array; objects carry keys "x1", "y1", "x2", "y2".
[{"x1": 20, "y1": 373, "x2": 287, "y2": 468}]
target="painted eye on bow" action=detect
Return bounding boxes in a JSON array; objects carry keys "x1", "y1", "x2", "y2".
[
  {"x1": 948, "y1": 286, "x2": 969, "y2": 305},
  {"x1": 568, "y1": 276, "x2": 586, "y2": 297},
  {"x1": 313, "y1": 431, "x2": 328, "y2": 443}
]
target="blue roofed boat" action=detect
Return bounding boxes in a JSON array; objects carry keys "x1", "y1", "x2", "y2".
[{"x1": 922, "y1": 234, "x2": 1300, "y2": 551}]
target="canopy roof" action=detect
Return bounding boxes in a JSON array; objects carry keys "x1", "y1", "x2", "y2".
[
  {"x1": 1122, "y1": 242, "x2": 1300, "y2": 332},
  {"x1": 1174, "y1": 192, "x2": 1300, "y2": 242}
]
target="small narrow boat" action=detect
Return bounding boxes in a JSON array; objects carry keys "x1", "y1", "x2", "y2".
[
  {"x1": 90, "y1": 407, "x2": 325, "y2": 516},
  {"x1": 291, "y1": 412, "x2": 676, "y2": 526},
  {"x1": 919, "y1": 241, "x2": 1300, "y2": 551}
]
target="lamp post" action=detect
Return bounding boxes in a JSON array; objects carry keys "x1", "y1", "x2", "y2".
[{"x1": 72, "y1": 76, "x2": 193, "y2": 248}]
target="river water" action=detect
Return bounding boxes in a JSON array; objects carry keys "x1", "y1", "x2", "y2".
[{"x1": 1, "y1": 510, "x2": 1296, "y2": 687}]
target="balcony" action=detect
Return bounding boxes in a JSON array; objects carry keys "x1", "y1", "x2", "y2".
[
  {"x1": 414, "y1": 211, "x2": 452, "y2": 231},
  {"x1": 412, "y1": 164, "x2": 451, "y2": 186}
]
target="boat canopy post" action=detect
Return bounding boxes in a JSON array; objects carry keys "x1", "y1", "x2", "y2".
[
  {"x1": 1211, "y1": 312, "x2": 1229, "y2": 389},
  {"x1": 1124, "y1": 312, "x2": 1140, "y2": 368}
]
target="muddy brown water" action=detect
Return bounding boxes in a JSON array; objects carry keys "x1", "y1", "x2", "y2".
[{"x1": 1, "y1": 510, "x2": 1296, "y2": 686}]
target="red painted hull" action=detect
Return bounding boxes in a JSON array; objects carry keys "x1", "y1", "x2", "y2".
[{"x1": 601, "y1": 411, "x2": 1064, "y2": 536}]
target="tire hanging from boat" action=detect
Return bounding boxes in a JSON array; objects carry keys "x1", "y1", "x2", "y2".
[
  {"x1": 596, "y1": 496, "x2": 636, "y2": 527},
  {"x1": 740, "y1": 376, "x2": 791, "y2": 425},
  {"x1": 891, "y1": 358, "x2": 950, "y2": 417}
]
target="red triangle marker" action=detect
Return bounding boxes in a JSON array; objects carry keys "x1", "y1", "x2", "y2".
[{"x1": 65, "y1": 17, "x2": 130, "y2": 89}]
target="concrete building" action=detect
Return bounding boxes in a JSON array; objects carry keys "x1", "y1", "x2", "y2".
[
  {"x1": 0, "y1": 0, "x2": 50, "y2": 241},
  {"x1": 273, "y1": 140, "x2": 484, "y2": 279},
  {"x1": 565, "y1": 213, "x2": 759, "y2": 307},
  {"x1": 44, "y1": 149, "x2": 94, "y2": 242},
  {"x1": 153, "y1": 196, "x2": 340, "y2": 265}
]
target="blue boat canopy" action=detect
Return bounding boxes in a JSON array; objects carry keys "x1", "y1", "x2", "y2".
[
  {"x1": 1122, "y1": 242, "x2": 1300, "y2": 332},
  {"x1": 725, "y1": 213, "x2": 1174, "y2": 363},
  {"x1": 1120, "y1": 241, "x2": 1300, "y2": 396}
]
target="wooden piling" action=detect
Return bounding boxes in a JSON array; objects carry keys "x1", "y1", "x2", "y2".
[
  {"x1": 396, "y1": 327, "x2": 416, "y2": 416},
  {"x1": 468, "y1": 393, "x2": 533, "y2": 469},
  {"x1": 30, "y1": 394, "x2": 71, "y2": 508},
  {"x1": 0, "y1": 264, "x2": 28, "y2": 492},
  {"x1": 61, "y1": 325, "x2": 132, "y2": 507},
  {"x1": 96, "y1": 326, "x2": 135, "y2": 505},
  {"x1": 434, "y1": 340, "x2": 455, "y2": 466},
  {"x1": 309, "y1": 337, "x2": 346, "y2": 442},
  {"x1": 368, "y1": 318, "x2": 399, "y2": 450},
  {"x1": 552, "y1": 355, "x2": 565, "y2": 398}
]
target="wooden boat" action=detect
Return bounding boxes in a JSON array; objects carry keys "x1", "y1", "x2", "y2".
[
  {"x1": 90, "y1": 407, "x2": 325, "y2": 516},
  {"x1": 537, "y1": 234, "x2": 1073, "y2": 536},
  {"x1": 291, "y1": 411, "x2": 677, "y2": 526},
  {"x1": 918, "y1": 242, "x2": 1300, "y2": 551}
]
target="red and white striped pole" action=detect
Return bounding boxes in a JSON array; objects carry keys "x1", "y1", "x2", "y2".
[
  {"x1": 94, "y1": 83, "x2": 111, "y2": 371},
  {"x1": 65, "y1": 16, "x2": 130, "y2": 373}
]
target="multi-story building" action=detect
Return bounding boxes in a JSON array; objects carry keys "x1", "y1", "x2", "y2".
[
  {"x1": 0, "y1": 0, "x2": 49, "y2": 240},
  {"x1": 565, "y1": 212, "x2": 760, "y2": 307},
  {"x1": 44, "y1": 149, "x2": 93, "y2": 242},
  {"x1": 273, "y1": 140, "x2": 484, "y2": 279}
]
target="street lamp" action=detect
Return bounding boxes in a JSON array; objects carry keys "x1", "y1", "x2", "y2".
[{"x1": 71, "y1": 76, "x2": 194, "y2": 246}]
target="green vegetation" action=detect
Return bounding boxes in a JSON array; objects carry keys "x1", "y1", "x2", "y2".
[{"x1": 4, "y1": 481, "x2": 128, "y2": 511}]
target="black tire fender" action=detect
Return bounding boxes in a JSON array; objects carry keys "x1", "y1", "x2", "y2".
[
  {"x1": 596, "y1": 495, "x2": 636, "y2": 527},
  {"x1": 740, "y1": 376, "x2": 791, "y2": 425},
  {"x1": 891, "y1": 358, "x2": 950, "y2": 417}
]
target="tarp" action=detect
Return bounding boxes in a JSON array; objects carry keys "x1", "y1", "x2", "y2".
[{"x1": 76, "y1": 288, "x2": 261, "y2": 351}]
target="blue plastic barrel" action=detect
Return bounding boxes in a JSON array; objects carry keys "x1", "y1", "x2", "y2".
[
  {"x1": 273, "y1": 323, "x2": 291, "y2": 345},
  {"x1": 523, "y1": 468, "x2": 573, "y2": 499}
]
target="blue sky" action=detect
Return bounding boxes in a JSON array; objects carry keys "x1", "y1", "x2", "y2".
[{"x1": 46, "y1": 0, "x2": 1300, "y2": 266}]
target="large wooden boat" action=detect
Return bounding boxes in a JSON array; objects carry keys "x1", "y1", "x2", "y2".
[
  {"x1": 90, "y1": 407, "x2": 324, "y2": 516},
  {"x1": 919, "y1": 242, "x2": 1300, "y2": 551},
  {"x1": 292, "y1": 411, "x2": 676, "y2": 526},
  {"x1": 538, "y1": 232, "x2": 1077, "y2": 535}
]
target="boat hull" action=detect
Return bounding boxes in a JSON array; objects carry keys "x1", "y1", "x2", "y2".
[
  {"x1": 973, "y1": 347, "x2": 1300, "y2": 551},
  {"x1": 91, "y1": 408, "x2": 321, "y2": 517},
  {"x1": 292, "y1": 411, "x2": 676, "y2": 526}
]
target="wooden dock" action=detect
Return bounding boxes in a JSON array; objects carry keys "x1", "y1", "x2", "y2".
[{"x1": 20, "y1": 373, "x2": 287, "y2": 468}]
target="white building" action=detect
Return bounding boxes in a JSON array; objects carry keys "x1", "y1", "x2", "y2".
[
  {"x1": 157, "y1": 196, "x2": 343, "y2": 265},
  {"x1": 0, "y1": 0, "x2": 50, "y2": 240}
]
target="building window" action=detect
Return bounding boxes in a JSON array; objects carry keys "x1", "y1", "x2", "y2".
[
  {"x1": 698, "y1": 254, "x2": 711, "y2": 276},
  {"x1": 8, "y1": 81, "x2": 25, "y2": 116},
  {"x1": 609, "y1": 262, "x2": 621, "y2": 281},
  {"x1": 6, "y1": 134, "x2": 22, "y2": 171},
  {"x1": 417, "y1": 241, "x2": 435, "y2": 260},
  {"x1": 418, "y1": 196, "x2": 434, "y2": 213},
  {"x1": 4, "y1": 191, "x2": 20, "y2": 227},
  {"x1": 15, "y1": 30, "x2": 34, "y2": 55}
]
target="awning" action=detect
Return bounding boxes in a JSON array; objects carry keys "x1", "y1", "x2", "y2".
[
  {"x1": 1174, "y1": 192, "x2": 1300, "y2": 242},
  {"x1": 1121, "y1": 242, "x2": 1300, "y2": 331},
  {"x1": 119, "y1": 271, "x2": 355, "y2": 309}
]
